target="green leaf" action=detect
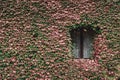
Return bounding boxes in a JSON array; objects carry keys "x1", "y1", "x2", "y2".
[{"x1": 0, "y1": 50, "x2": 2, "y2": 54}]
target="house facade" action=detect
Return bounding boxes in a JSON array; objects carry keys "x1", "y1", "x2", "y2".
[{"x1": 0, "y1": 0, "x2": 119, "y2": 79}]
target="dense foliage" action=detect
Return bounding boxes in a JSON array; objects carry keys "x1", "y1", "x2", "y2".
[{"x1": 0, "y1": 0, "x2": 119, "y2": 80}]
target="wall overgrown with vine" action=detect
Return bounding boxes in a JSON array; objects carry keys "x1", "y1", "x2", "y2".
[{"x1": 0, "y1": 0, "x2": 119, "y2": 80}]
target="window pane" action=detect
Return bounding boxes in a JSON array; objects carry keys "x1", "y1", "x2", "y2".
[
  {"x1": 72, "y1": 31, "x2": 81, "y2": 58},
  {"x1": 83, "y1": 31, "x2": 93, "y2": 58}
]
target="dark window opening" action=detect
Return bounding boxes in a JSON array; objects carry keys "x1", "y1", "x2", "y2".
[{"x1": 70, "y1": 26, "x2": 98, "y2": 59}]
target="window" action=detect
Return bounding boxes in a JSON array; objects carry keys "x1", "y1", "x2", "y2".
[{"x1": 70, "y1": 27, "x2": 97, "y2": 58}]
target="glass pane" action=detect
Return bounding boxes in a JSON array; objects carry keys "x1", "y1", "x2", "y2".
[
  {"x1": 83, "y1": 30, "x2": 93, "y2": 58},
  {"x1": 71, "y1": 31, "x2": 81, "y2": 58}
]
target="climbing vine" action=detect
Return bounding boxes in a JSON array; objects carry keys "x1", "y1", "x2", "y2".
[{"x1": 0, "y1": 0, "x2": 119, "y2": 79}]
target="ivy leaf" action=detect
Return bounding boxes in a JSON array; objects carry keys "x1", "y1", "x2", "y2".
[{"x1": 0, "y1": 50, "x2": 2, "y2": 54}]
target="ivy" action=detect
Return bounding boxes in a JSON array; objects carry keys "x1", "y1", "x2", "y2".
[
  {"x1": 67, "y1": 23, "x2": 101, "y2": 34},
  {"x1": 0, "y1": 0, "x2": 119, "y2": 79}
]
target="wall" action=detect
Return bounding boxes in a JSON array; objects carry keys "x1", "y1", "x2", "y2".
[{"x1": 0, "y1": 0, "x2": 119, "y2": 79}]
